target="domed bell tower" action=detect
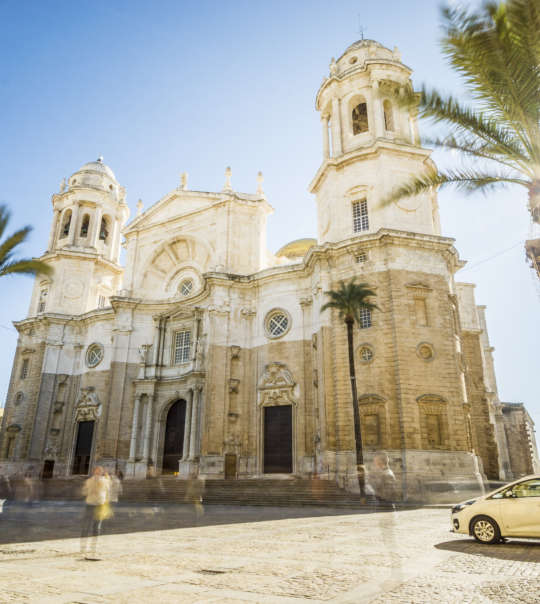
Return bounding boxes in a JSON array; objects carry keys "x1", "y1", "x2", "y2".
[
  {"x1": 309, "y1": 40, "x2": 441, "y2": 244},
  {"x1": 29, "y1": 158, "x2": 129, "y2": 316}
]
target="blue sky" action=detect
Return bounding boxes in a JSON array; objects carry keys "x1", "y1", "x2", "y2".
[{"x1": 1, "y1": 1, "x2": 538, "y2": 433}]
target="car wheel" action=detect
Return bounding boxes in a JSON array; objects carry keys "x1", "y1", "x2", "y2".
[{"x1": 471, "y1": 515, "x2": 501, "y2": 544}]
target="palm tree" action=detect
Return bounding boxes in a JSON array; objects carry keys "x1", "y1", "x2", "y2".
[
  {"x1": 0, "y1": 204, "x2": 52, "y2": 278},
  {"x1": 384, "y1": 0, "x2": 540, "y2": 224},
  {"x1": 321, "y1": 278, "x2": 378, "y2": 494}
]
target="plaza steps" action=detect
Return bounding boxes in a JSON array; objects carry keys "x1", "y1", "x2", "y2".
[{"x1": 2, "y1": 477, "x2": 368, "y2": 508}]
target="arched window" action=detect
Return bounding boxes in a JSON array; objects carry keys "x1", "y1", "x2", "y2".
[
  {"x1": 383, "y1": 100, "x2": 394, "y2": 131},
  {"x1": 38, "y1": 288, "x2": 48, "y2": 313},
  {"x1": 352, "y1": 102, "x2": 368, "y2": 134},
  {"x1": 99, "y1": 216, "x2": 109, "y2": 242},
  {"x1": 80, "y1": 214, "x2": 90, "y2": 238},
  {"x1": 60, "y1": 210, "x2": 72, "y2": 239}
]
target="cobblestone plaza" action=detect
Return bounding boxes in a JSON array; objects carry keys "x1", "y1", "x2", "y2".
[{"x1": 1, "y1": 504, "x2": 538, "y2": 603}]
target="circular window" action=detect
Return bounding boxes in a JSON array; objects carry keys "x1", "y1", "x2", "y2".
[
  {"x1": 417, "y1": 343, "x2": 434, "y2": 361},
  {"x1": 179, "y1": 279, "x2": 193, "y2": 297},
  {"x1": 86, "y1": 343, "x2": 104, "y2": 368},
  {"x1": 359, "y1": 346, "x2": 374, "y2": 362},
  {"x1": 349, "y1": 56, "x2": 358, "y2": 65},
  {"x1": 265, "y1": 309, "x2": 291, "y2": 339}
]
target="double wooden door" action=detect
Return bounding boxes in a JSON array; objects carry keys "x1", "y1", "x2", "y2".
[{"x1": 263, "y1": 405, "x2": 292, "y2": 473}]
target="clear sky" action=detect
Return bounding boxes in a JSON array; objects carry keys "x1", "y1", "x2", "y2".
[{"x1": 1, "y1": 1, "x2": 538, "y2": 434}]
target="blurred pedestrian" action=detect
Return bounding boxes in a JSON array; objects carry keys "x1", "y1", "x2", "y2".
[
  {"x1": 109, "y1": 470, "x2": 123, "y2": 513},
  {"x1": 80, "y1": 466, "x2": 111, "y2": 559},
  {"x1": 367, "y1": 451, "x2": 402, "y2": 585}
]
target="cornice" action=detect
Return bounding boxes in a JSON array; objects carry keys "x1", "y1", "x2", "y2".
[
  {"x1": 315, "y1": 59, "x2": 412, "y2": 110},
  {"x1": 40, "y1": 249, "x2": 124, "y2": 274},
  {"x1": 309, "y1": 140, "x2": 432, "y2": 193}
]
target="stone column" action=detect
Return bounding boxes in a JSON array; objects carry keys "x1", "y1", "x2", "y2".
[
  {"x1": 321, "y1": 114, "x2": 330, "y2": 159},
  {"x1": 182, "y1": 389, "x2": 193, "y2": 460},
  {"x1": 128, "y1": 395, "x2": 141, "y2": 461},
  {"x1": 67, "y1": 202, "x2": 80, "y2": 246},
  {"x1": 142, "y1": 394, "x2": 153, "y2": 461},
  {"x1": 91, "y1": 207, "x2": 103, "y2": 248},
  {"x1": 47, "y1": 209, "x2": 60, "y2": 252},
  {"x1": 109, "y1": 218, "x2": 120, "y2": 263},
  {"x1": 331, "y1": 97, "x2": 342, "y2": 157},
  {"x1": 369, "y1": 81, "x2": 384, "y2": 139},
  {"x1": 188, "y1": 387, "x2": 201, "y2": 459}
]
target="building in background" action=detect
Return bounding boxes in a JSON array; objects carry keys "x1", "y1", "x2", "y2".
[{"x1": 1, "y1": 39, "x2": 536, "y2": 494}]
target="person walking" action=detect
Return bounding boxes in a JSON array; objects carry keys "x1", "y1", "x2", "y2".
[{"x1": 80, "y1": 466, "x2": 111, "y2": 559}]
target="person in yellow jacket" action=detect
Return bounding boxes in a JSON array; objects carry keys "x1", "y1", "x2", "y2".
[{"x1": 80, "y1": 466, "x2": 111, "y2": 559}]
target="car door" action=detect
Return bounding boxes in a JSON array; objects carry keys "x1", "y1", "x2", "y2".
[{"x1": 499, "y1": 478, "x2": 540, "y2": 537}]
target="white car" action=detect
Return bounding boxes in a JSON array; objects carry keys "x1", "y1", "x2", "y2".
[{"x1": 451, "y1": 474, "x2": 540, "y2": 544}]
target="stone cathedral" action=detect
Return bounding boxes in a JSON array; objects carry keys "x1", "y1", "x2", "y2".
[{"x1": 1, "y1": 39, "x2": 533, "y2": 494}]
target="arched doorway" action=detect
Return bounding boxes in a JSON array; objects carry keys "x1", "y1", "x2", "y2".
[{"x1": 162, "y1": 399, "x2": 186, "y2": 474}]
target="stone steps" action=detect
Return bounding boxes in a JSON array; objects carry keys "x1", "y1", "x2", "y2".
[{"x1": 2, "y1": 477, "x2": 366, "y2": 507}]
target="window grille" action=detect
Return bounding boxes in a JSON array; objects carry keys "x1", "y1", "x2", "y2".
[
  {"x1": 359, "y1": 307, "x2": 372, "y2": 329},
  {"x1": 20, "y1": 359, "x2": 29, "y2": 380},
  {"x1": 174, "y1": 330, "x2": 191, "y2": 364},
  {"x1": 352, "y1": 102, "x2": 368, "y2": 134},
  {"x1": 266, "y1": 311, "x2": 289, "y2": 338},
  {"x1": 360, "y1": 346, "x2": 373, "y2": 361},
  {"x1": 352, "y1": 200, "x2": 369, "y2": 233},
  {"x1": 356, "y1": 251, "x2": 368, "y2": 263},
  {"x1": 180, "y1": 279, "x2": 193, "y2": 296}
]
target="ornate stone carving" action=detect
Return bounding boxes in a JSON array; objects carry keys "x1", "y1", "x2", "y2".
[
  {"x1": 258, "y1": 362, "x2": 297, "y2": 407},
  {"x1": 138, "y1": 344, "x2": 152, "y2": 364},
  {"x1": 230, "y1": 345, "x2": 240, "y2": 360},
  {"x1": 229, "y1": 378, "x2": 240, "y2": 394},
  {"x1": 74, "y1": 386, "x2": 102, "y2": 422}
]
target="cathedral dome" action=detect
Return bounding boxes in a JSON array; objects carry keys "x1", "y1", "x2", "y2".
[
  {"x1": 68, "y1": 157, "x2": 118, "y2": 192},
  {"x1": 332, "y1": 39, "x2": 401, "y2": 76},
  {"x1": 276, "y1": 238, "x2": 317, "y2": 260}
]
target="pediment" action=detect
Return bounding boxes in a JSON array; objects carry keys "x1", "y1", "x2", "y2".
[{"x1": 125, "y1": 190, "x2": 219, "y2": 233}]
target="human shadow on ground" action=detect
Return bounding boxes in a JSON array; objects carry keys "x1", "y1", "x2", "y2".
[
  {"x1": 0, "y1": 501, "x2": 411, "y2": 546},
  {"x1": 435, "y1": 538, "x2": 540, "y2": 562}
]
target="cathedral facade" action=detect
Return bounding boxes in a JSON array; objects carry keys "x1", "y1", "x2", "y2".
[{"x1": 0, "y1": 40, "x2": 528, "y2": 494}]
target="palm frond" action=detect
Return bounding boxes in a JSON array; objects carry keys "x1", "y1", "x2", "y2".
[
  {"x1": 440, "y1": 2, "x2": 540, "y2": 161},
  {"x1": 321, "y1": 278, "x2": 378, "y2": 326},
  {"x1": 416, "y1": 88, "x2": 531, "y2": 167},
  {"x1": 0, "y1": 258, "x2": 52, "y2": 277},
  {"x1": 0, "y1": 226, "x2": 33, "y2": 268},
  {"x1": 381, "y1": 165, "x2": 529, "y2": 205}
]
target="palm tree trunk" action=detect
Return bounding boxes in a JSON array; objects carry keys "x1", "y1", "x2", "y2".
[{"x1": 346, "y1": 317, "x2": 364, "y2": 495}]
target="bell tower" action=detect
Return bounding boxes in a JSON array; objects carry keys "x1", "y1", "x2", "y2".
[
  {"x1": 309, "y1": 40, "x2": 441, "y2": 244},
  {"x1": 29, "y1": 158, "x2": 130, "y2": 316}
]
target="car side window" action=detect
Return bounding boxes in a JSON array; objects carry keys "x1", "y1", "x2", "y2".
[{"x1": 512, "y1": 479, "x2": 540, "y2": 498}]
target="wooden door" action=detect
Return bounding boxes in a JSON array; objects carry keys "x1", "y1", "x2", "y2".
[
  {"x1": 263, "y1": 405, "x2": 292, "y2": 473},
  {"x1": 72, "y1": 420, "x2": 94, "y2": 475},
  {"x1": 224, "y1": 454, "x2": 237, "y2": 479}
]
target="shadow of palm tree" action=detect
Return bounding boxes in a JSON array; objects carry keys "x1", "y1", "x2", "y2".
[{"x1": 435, "y1": 539, "x2": 540, "y2": 562}]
